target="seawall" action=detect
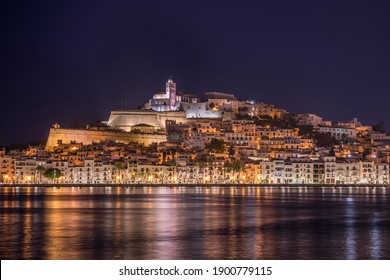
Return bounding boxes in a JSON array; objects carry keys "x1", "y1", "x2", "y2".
[{"x1": 3, "y1": 183, "x2": 390, "y2": 188}]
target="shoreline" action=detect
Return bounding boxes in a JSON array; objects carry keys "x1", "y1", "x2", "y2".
[{"x1": 1, "y1": 183, "x2": 390, "y2": 188}]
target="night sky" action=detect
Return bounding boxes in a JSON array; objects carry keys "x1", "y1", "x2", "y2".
[{"x1": 0, "y1": 0, "x2": 389, "y2": 146}]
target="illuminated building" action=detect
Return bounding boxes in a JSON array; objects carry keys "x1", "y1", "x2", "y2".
[
  {"x1": 317, "y1": 126, "x2": 357, "y2": 141},
  {"x1": 0, "y1": 149, "x2": 14, "y2": 183},
  {"x1": 147, "y1": 79, "x2": 179, "y2": 112}
]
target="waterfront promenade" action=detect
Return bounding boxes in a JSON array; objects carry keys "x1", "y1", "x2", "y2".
[{"x1": 2, "y1": 183, "x2": 390, "y2": 188}]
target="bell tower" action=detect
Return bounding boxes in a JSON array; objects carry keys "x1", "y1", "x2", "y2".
[{"x1": 166, "y1": 79, "x2": 176, "y2": 110}]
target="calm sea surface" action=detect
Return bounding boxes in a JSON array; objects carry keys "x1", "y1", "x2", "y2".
[{"x1": 1, "y1": 186, "x2": 390, "y2": 260}]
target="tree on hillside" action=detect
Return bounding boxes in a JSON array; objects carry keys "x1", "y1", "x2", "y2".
[
  {"x1": 373, "y1": 121, "x2": 385, "y2": 133},
  {"x1": 280, "y1": 112, "x2": 298, "y2": 128},
  {"x1": 362, "y1": 148, "x2": 372, "y2": 160},
  {"x1": 314, "y1": 132, "x2": 336, "y2": 148},
  {"x1": 228, "y1": 143, "x2": 235, "y2": 157},
  {"x1": 297, "y1": 125, "x2": 314, "y2": 138},
  {"x1": 238, "y1": 106, "x2": 249, "y2": 113},
  {"x1": 206, "y1": 138, "x2": 226, "y2": 153}
]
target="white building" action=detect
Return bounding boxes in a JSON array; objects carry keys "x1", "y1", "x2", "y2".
[
  {"x1": 317, "y1": 126, "x2": 357, "y2": 141},
  {"x1": 359, "y1": 161, "x2": 375, "y2": 183},
  {"x1": 182, "y1": 102, "x2": 222, "y2": 119},
  {"x1": 68, "y1": 159, "x2": 113, "y2": 184},
  {"x1": 14, "y1": 158, "x2": 37, "y2": 183},
  {"x1": 337, "y1": 118, "x2": 361, "y2": 128},
  {"x1": 283, "y1": 161, "x2": 294, "y2": 184},
  {"x1": 224, "y1": 131, "x2": 258, "y2": 148},
  {"x1": 0, "y1": 149, "x2": 14, "y2": 183},
  {"x1": 323, "y1": 156, "x2": 336, "y2": 184},
  {"x1": 291, "y1": 159, "x2": 314, "y2": 184},
  {"x1": 374, "y1": 163, "x2": 389, "y2": 184},
  {"x1": 258, "y1": 128, "x2": 297, "y2": 139},
  {"x1": 176, "y1": 164, "x2": 198, "y2": 183},
  {"x1": 370, "y1": 132, "x2": 390, "y2": 141},
  {"x1": 273, "y1": 160, "x2": 285, "y2": 184},
  {"x1": 295, "y1": 114, "x2": 323, "y2": 126},
  {"x1": 335, "y1": 162, "x2": 360, "y2": 184},
  {"x1": 259, "y1": 161, "x2": 275, "y2": 183}
]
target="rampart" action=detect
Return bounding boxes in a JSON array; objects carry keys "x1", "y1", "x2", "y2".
[
  {"x1": 107, "y1": 110, "x2": 187, "y2": 131},
  {"x1": 45, "y1": 128, "x2": 167, "y2": 151}
]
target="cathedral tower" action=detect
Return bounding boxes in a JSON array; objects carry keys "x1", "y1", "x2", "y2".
[{"x1": 166, "y1": 79, "x2": 176, "y2": 110}]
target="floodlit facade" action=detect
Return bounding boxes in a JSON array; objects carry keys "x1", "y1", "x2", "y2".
[
  {"x1": 0, "y1": 149, "x2": 14, "y2": 183},
  {"x1": 317, "y1": 126, "x2": 357, "y2": 140}
]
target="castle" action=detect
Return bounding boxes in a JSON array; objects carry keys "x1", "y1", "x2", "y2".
[
  {"x1": 106, "y1": 79, "x2": 227, "y2": 132},
  {"x1": 45, "y1": 79, "x2": 238, "y2": 150}
]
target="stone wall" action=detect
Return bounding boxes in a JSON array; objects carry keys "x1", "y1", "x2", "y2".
[
  {"x1": 107, "y1": 110, "x2": 187, "y2": 131},
  {"x1": 45, "y1": 128, "x2": 167, "y2": 151},
  {"x1": 182, "y1": 102, "x2": 222, "y2": 119}
]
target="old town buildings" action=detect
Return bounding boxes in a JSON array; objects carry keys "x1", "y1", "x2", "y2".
[{"x1": 2, "y1": 80, "x2": 390, "y2": 185}]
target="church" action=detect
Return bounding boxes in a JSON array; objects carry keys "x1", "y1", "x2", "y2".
[{"x1": 106, "y1": 79, "x2": 230, "y2": 132}]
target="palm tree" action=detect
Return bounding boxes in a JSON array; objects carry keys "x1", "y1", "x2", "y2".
[
  {"x1": 208, "y1": 158, "x2": 215, "y2": 183},
  {"x1": 223, "y1": 160, "x2": 233, "y2": 183},
  {"x1": 228, "y1": 144, "x2": 235, "y2": 157},
  {"x1": 36, "y1": 165, "x2": 45, "y2": 183},
  {"x1": 115, "y1": 162, "x2": 126, "y2": 183},
  {"x1": 130, "y1": 171, "x2": 136, "y2": 183},
  {"x1": 167, "y1": 158, "x2": 177, "y2": 183},
  {"x1": 196, "y1": 157, "x2": 208, "y2": 183},
  {"x1": 232, "y1": 160, "x2": 244, "y2": 183},
  {"x1": 217, "y1": 166, "x2": 223, "y2": 183}
]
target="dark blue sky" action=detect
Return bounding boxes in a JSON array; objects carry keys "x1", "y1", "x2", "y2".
[{"x1": 0, "y1": 0, "x2": 389, "y2": 145}]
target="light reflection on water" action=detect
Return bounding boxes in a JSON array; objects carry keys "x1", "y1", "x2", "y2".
[{"x1": 0, "y1": 186, "x2": 390, "y2": 260}]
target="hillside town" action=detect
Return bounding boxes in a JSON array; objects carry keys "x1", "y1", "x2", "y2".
[{"x1": 1, "y1": 80, "x2": 390, "y2": 185}]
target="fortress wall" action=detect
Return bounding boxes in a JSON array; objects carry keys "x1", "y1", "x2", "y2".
[
  {"x1": 107, "y1": 110, "x2": 187, "y2": 131},
  {"x1": 157, "y1": 111, "x2": 187, "y2": 126},
  {"x1": 107, "y1": 111, "x2": 164, "y2": 131},
  {"x1": 45, "y1": 128, "x2": 167, "y2": 151}
]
